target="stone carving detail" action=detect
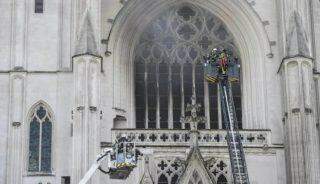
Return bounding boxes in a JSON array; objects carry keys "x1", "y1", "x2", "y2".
[
  {"x1": 286, "y1": 11, "x2": 310, "y2": 57},
  {"x1": 156, "y1": 158, "x2": 185, "y2": 184},
  {"x1": 111, "y1": 129, "x2": 270, "y2": 147},
  {"x1": 75, "y1": 11, "x2": 99, "y2": 55},
  {"x1": 12, "y1": 121, "x2": 21, "y2": 127},
  {"x1": 148, "y1": 157, "x2": 232, "y2": 184},
  {"x1": 134, "y1": 3, "x2": 242, "y2": 129},
  {"x1": 74, "y1": 0, "x2": 100, "y2": 56},
  {"x1": 28, "y1": 103, "x2": 53, "y2": 173},
  {"x1": 135, "y1": 3, "x2": 236, "y2": 65},
  {"x1": 139, "y1": 156, "x2": 155, "y2": 184},
  {"x1": 187, "y1": 170, "x2": 203, "y2": 184},
  {"x1": 205, "y1": 158, "x2": 230, "y2": 183}
]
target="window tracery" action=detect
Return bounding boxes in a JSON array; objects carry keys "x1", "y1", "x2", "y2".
[
  {"x1": 28, "y1": 103, "x2": 53, "y2": 173},
  {"x1": 156, "y1": 159, "x2": 184, "y2": 184},
  {"x1": 217, "y1": 175, "x2": 228, "y2": 184},
  {"x1": 206, "y1": 158, "x2": 230, "y2": 184},
  {"x1": 134, "y1": 3, "x2": 242, "y2": 129},
  {"x1": 187, "y1": 170, "x2": 203, "y2": 184},
  {"x1": 154, "y1": 157, "x2": 231, "y2": 184}
]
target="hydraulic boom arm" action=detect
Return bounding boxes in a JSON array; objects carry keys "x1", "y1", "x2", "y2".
[{"x1": 79, "y1": 148, "x2": 112, "y2": 184}]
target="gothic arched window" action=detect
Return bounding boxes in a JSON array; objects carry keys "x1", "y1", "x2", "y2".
[
  {"x1": 158, "y1": 174, "x2": 169, "y2": 184},
  {"x1": 28, "y1": 102, "x2": 53, "y2": 173},
  {"x1": 134, "y1": 3, "x2": 242, "y2": 129},
  {"x1": 156, "y1": 159, "x2": 184, "y2": 184},
  {"x1": 217, "y1": 175, "x2": 228, "y2": 184},
  {"x1": 206, "y1": 159, "x2": 230, "y2": 183}
]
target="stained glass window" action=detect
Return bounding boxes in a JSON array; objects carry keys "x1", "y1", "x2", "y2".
[
  {"x1": 207, "y1": 159, "x2": 231, "y2": 183},
  {"x1": 28, "y1": 103, "x2": 53, "y2": 173},
  {"x1": 156, "y1": 159, "x2": 184, "y2": 184},
  {"x1": 156, "y1": 158, "x2": 231, "y2": 184},
  {"x1": 35, "y1": 0, "x2": 44, "y2": 13},
  {"x1": 158, "y1": 174, "x2": 169, "y2": 184},
  {"x1": 28, "y1": 118, "x2": 40, "y2": 172},
  {"x1": 217, "y1": 175, "x2": 228, "y2": 184},
  {"x1": 134, "y1": 3, "x2": 242, "y2": 129}
]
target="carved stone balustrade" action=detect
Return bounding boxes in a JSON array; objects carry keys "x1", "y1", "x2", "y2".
[{"x1": 110, "y1": 129, "x2": 271, "y2": 148}]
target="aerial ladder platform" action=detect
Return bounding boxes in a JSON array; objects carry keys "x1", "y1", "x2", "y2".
[
  {"x1": 78, "y1": 136, "x2": 141, "y2": 184},
  {"x1": 204, "y1": 48, "x2": 250, "y2": 184}
]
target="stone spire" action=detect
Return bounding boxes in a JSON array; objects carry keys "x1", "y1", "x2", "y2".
[
  {"x1": 286, "y1": 11, "x2": 310, "y2": 57},
  {"x1": 181, "y1": 96, "x2": 206, "y2": 148},
  {"x1": 139, "y1": 156, "x2": 155, "y2": 184},
  {"x1": 74, "y1": 5, "x2": 99, "y2": 55},
  {"x1": 177, "y1": 148, "x2": 215, "y2": 184},
  {"x1": 178, "y1": 96, "x2": 214, "y2": 184},
  {"x1": 281, "y1": 0, "x2": 312, "y2": 58},
  {"x1": 71, "y1": 2, "x2": 102, "y2": 184},
  {"x1": 279, "y1": 1, "x2": 320, "y2": 183}
]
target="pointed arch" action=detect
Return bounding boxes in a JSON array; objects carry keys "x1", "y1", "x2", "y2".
[
  {"x1": 217, "y1": 175, "x2": 227, "y2": 184},
  {"x1": 156, "y1": 158, "x2": 184, "y2": 184},
  {"x1": 107, "y1": 0, "x2": 272, "y2": 129},
  {"x1": 158, "y1": 174, "x2": 169, "y2": 184},
  {"x1": 206, "y1": 158, "x2": 230, "y2": 183},
  {"x1": 27, "y1": 100, "x2": 54, "y2": 173},
  {"x1": 171, "y1": 174, "x2": 179, "y2": 184},
  {"x1": 132, "y1": 2, "x2": 242, "y2": 130},
  {"x1": 187, "y1": 170, "x2": 204, "y2": 184}
]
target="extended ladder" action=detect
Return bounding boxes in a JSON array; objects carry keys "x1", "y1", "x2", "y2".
[
  {"x1": 203, "y1": 48, "x2": 250, "y2": 184},
  {"x1": 219, "y1": 78, "x2": 250, "y2": 184}
]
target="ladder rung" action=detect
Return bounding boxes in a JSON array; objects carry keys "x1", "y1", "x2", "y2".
[
  {"x1": 232, "y1": 157, "x2": 242, "y2": 161},
  {"x1": 235, "y1": 176, "x2": 248, "y2": 179},
  {"x1": 235, "y1": 175, "x2": 247, "y2": 178},
  {"x1": 220, "y1": 84, "x2": 249, "y2": 183},
  {"x1": 235, "y1": 174, "x2": 247, "y2": 178},
  {"x1": 234, "y1": 167, "x2": 244, "y2": 171}
]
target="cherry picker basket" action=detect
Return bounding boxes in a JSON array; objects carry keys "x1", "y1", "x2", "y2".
[
  {"x1": 103, "y1": 136, "x2": 139, "y2": 179},
  {"x1": 203, "y1": 48, "x2": 240, "y2": 83}
]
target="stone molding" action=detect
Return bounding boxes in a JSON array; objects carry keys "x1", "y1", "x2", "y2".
[
  {"x1": 6, "y1": 72, "x2": 26, "y2": 184},
  {"x1": 111, "y1": 129, "x2": 271, "y2": 148},
  {"x1": 106, "y1": 0, "x2": 272, "y2": 130},
  {"x1": 72, "y1": 54, "x2": 102, "y2": 184},
  {"x1": 280, "y1": 56, "x2": 320, "y2": 184},
  {"x1": 24, "y1": 101, "x2": 56, "y2": 176}
]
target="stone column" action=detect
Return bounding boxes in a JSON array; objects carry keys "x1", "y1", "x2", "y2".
[
  {"x1": 72, "y1": 54, "x2": 102, "y2": 184},
  {"x1": 279, "y1": 0, "x2": 320, "y2": 183},
  {"x1": 281, "y1": 57, "x2": 320, "y2": 184},
  {"x1": 71, "y1": 1, "x2": 102, "y2": 182},
  {"x1": 10, "y1": 0, "x2": 27, "y2": 69},
  {"x1": 6, "y1": 0, "x2": 28, "y2": 182},
  {"x1": 6, "y1": 72, "x2": 25, "y2": 184},
  {"x1": 311, "y1": 0, "x2": 320, "y2": 146}
]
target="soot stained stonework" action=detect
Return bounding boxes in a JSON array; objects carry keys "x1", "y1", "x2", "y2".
[{"x1": 134, "y1": 3, "x2": 241, "y2": 129}]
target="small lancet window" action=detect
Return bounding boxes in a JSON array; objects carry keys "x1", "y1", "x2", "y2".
[
  {"x1": 28, "y1": 103, "x2": 53, "y2": 173},
  {"x1": 217, "y1": 175, "x2": 228, "y2": 184},
  {"x1": 158, "y1": 174, "x2": 169, "y2": 184},
  {"x1": 35, "y1": 0, "x2": 44, "y2": 13}
]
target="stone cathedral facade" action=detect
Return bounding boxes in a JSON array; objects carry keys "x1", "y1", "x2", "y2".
[{"x1": 1, "y1": 0, "x2": 320, "y2": 184}]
